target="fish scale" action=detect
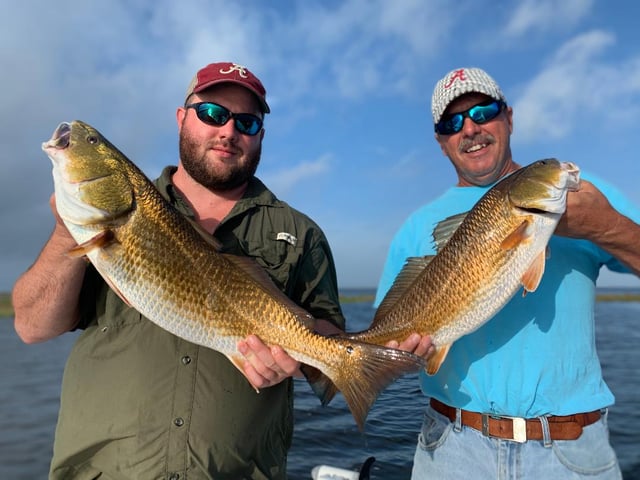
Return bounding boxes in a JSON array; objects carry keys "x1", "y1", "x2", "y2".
[{"x1": 43, "y1": 120, "x2": 425, "y2": 430}]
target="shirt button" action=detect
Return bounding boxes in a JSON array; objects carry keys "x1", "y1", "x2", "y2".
[
  {"x1": 181, "y1": 355, "x2": 191, "y2": 365},
  {"x1": 168, "y1": 474, "x2": 180, "y2": 480},
  {"x1": 174, "y1": 417, "x2": 184, "y2": 427}
]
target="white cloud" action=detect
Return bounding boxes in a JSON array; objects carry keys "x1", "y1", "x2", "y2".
[
  {"x1": 503, "y1": 0, "x2": 594, "y2": 38},
  {"x1": 261, "y1": 154, "x2": 332, "y2": 196},
  {"x1": 513, "y1": 30, "x2": 640, "y2": 142}
]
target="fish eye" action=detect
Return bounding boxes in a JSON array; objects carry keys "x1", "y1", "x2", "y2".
[{"x1": 87, "y1": 135, "x2": 99, "y2": 145}]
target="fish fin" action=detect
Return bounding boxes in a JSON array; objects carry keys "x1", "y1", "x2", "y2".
[
  {"x1": 500, "y1": 218, "x2": 533, "y2": 250},
  {"x1": 426, "y1": 343, "x2": 451, "y2": 375},
  {"x1": 520, "y1": 250, "x2": 547, "y2": 295},
  {"x1": 330, "y1": 342, "x2": 424, "y2": 430},
  {"x1": 187, "y1": 219, "x2": 224, "y2": 251},
  {"x1": 228, "y1": 353, "x2": 261, "y2": 393},
  {"x1": 68, "y1": 231, "x2": 132, "y2": 308},
  {"x1": 67, "y1": 230, "x2": 117, "y2": 257},
  {"x1": 301, "y1": 365, "x2": 339, "y2": 406},
  {"x1": 221, "y1": 253, "x2": 316, "y2": 329},
  {"x1": 105, "y1": 281, "x2": 134, "y2": 308},
  {"x1": 374, "y1": 256, "x2": 434, "y2": 320},
  {"x1": 432, "y1": 212, "x2": 468, "y2": 252}
]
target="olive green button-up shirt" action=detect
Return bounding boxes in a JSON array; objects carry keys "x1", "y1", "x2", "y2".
[{"x1": 49, "y1": 168, "x2": 345, "y2": 480}]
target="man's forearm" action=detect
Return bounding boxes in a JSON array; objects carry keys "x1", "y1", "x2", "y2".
[
  {"x1": 596, "y1": 213, "x2": 640, "y2": 277},
  {"x1": 12, "y1": 223, "x2": 86, "y2": 343}
]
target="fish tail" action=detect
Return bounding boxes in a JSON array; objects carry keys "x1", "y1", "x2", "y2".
[{"x1": 319, "y1": 342, "x2": 424, "y2": 430}]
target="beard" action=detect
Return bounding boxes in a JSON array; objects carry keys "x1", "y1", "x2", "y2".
[{"x1": 179, "y1": 130, "x2": 261, "y2": 192}]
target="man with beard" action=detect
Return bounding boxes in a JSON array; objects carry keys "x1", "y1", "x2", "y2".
[{"x1": 12, "y1": 62, "x2": 375, "y2": 479}]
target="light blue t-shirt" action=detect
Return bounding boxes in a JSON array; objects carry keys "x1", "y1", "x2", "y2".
[{"x1": 374, "y1": 171, "x2": 640, "y2": 417}]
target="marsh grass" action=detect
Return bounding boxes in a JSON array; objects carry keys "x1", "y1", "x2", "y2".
[{"x1": 0, "y1": 293, "x2": 13, "y2": 318}]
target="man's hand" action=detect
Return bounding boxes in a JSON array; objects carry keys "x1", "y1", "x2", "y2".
[
  {"x1": 554, "y1": 179, "x2": 616, "y2": 241},
  {"x1": 386, "y1": 333, "x2": 435, "y2": 360},
  {"x1": 554, "y1": 179, "x2": 640, "y2": 277},
  {"x1": 237, "y1": 335, "x2": 302, "y2": 390}
]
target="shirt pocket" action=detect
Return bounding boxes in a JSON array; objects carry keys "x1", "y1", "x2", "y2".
[
  {"x1": 417, "y1": 407, "x2": 454, "y2": 451},
  {"x1": 240, "y1": 236, "x2": 297, "y2": 291},
  {"x1": 79, "y1": 288, "x2": 144, "y2": 360}
]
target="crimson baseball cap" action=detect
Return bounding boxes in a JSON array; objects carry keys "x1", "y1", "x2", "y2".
[{"x1": 185, "y1": 62, "x2": 270, "y2": 114}]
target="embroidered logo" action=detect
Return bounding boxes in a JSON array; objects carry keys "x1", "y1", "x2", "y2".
[
  {"x1": 219, "y1": 63, "x2": 249, "y2": 78},
  {"x1": 444, "y1": 69, "x2": 467, "y2": 89},
  {"x1": 276, "y1": 232, "x2": 297, "y2": 246}
]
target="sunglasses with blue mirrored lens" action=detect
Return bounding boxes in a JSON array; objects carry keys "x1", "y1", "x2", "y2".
[
  {"x1": 185, "y1": 102, "x2": 263, "y2": 136},
  {"x1": 435, "y1": 100, "x2": 505, "y2": 135}
]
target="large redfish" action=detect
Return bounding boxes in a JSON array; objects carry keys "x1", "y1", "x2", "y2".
[
  {"x1": 42, "y1": 120, "x2": 424, "y2": 429},
  {"x1": 350, "y1": 159, "x2": 580, "y2": 375}
]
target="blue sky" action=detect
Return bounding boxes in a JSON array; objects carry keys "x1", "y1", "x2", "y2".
[{"x1": 1, "y1": 0, "x2": 639, "y2": 292}]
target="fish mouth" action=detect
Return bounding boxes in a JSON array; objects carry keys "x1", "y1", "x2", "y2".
[
  {"x1": 42, "y1": 122, "x2": 72, "y2": 151},
  {"x1": 562, "y1": 161, "x2": 581, "y2": 191}
]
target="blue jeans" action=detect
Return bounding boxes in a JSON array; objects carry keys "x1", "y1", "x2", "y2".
[{"x1": 411, "y1": 404, "x2": 622, "y2": 479}]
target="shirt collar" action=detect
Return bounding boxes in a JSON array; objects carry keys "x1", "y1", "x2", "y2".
[{"x1": 154, "y1": 166, "x2": 282, "y2": 221}]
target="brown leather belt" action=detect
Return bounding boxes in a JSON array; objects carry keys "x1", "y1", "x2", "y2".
[{"x1": 430, "y1": 398, "x2": 601, "y2": 442}]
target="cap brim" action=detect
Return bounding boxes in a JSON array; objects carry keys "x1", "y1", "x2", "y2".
[{"x1": 194, "y1": 79, "x2": 270, "y2": 113}]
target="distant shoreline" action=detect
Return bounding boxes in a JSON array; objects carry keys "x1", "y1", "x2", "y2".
[{"x1": 1, "y1": 291, "x2": 639, "y2": 319}]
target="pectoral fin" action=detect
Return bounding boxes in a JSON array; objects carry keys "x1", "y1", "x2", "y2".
[
  {"x1": 500, "y1": 218, "x2": 532, "y2": 250},
  {"x1": 520, "y1": 250, "x2": 547, "y2": 296},
  {"x1": 426, "y1": 343, "x2": 451, "y2": 375},
  {"x1": 67, "y1": 230, "x2": 116, "y2": 257}
]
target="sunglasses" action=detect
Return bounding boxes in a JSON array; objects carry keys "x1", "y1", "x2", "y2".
[
  {"x1": 185, "y1": 102, "x2": 263, "y2": 136},
  {"x1": 435, "y1": 100, "x2": 505, "y2": 135}
]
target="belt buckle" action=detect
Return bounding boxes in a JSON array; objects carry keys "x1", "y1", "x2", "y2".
[{"x1": 481, "y1": 414, "x2": 527, "y2": 443}]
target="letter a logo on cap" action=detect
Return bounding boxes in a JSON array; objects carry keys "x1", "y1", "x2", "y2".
[
  {"x1": 219, "y1": 63, "x2": 249, "y2": 78},
  {"x1": 444, "y1": 69, "x2": 467, "y2": 89}
]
